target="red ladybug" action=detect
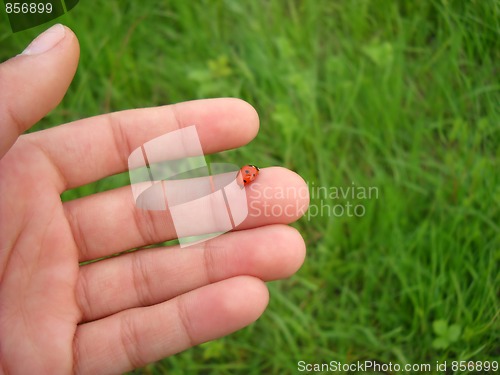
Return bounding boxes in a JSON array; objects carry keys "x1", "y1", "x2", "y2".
[{"x1": 237, "y1": 164, "x2": 260, "y2": 187}]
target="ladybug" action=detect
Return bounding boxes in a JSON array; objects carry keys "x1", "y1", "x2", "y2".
[{"x1": 237, "y1": 164, "x2": 260, "y2": 187}]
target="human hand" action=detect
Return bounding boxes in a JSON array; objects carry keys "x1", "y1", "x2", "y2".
[{"x1": 0, "y1": 25, "x2": 309, "y2": 374}]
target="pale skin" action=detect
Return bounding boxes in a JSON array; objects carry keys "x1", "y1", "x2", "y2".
[{"x1": 0, "y1": 25, "x2": 309, "y2": 374}]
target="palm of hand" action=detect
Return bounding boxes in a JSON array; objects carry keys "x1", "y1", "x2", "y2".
[{"x1": 1, "y1": 140, "x2": 80, "y2": 373}]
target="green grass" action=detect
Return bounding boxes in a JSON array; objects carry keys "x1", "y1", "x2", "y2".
[{"x1": 1, "y1": 0, "x2": 499, "y2": 373}]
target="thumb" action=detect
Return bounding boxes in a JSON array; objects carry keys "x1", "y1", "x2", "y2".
[{"x1": 0, "y1": 24, "x2": 80, "y2": 158}]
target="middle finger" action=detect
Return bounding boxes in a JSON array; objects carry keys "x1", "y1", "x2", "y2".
[{"x1": 64, "y1": 167, "x2": 309, "y2": 262}]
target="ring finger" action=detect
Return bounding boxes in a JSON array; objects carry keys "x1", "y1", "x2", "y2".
[{"x1": 76, "y1": 224, "x2": 306, "y2": 322}]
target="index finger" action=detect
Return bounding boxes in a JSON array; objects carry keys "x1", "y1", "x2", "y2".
[{"x1": 22, "y1": 98, "x2": 259, "y2": 191}]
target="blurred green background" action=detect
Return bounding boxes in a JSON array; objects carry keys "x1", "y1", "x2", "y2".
[{"x1": 1, "y1": 0, "x2": 499, "y2": 374}]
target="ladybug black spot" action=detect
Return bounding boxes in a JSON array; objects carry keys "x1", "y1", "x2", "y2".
[
  {"x1": 245, "y1": 170, "x2": 249, "y2": 173},
  {"x1": 243, "y1": 179, "x2": 247, "y2": 183}
]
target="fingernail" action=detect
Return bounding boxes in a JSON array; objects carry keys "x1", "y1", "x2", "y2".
[{"x1": 22, "y1": 24, "x2": 65, "y2": 55}]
